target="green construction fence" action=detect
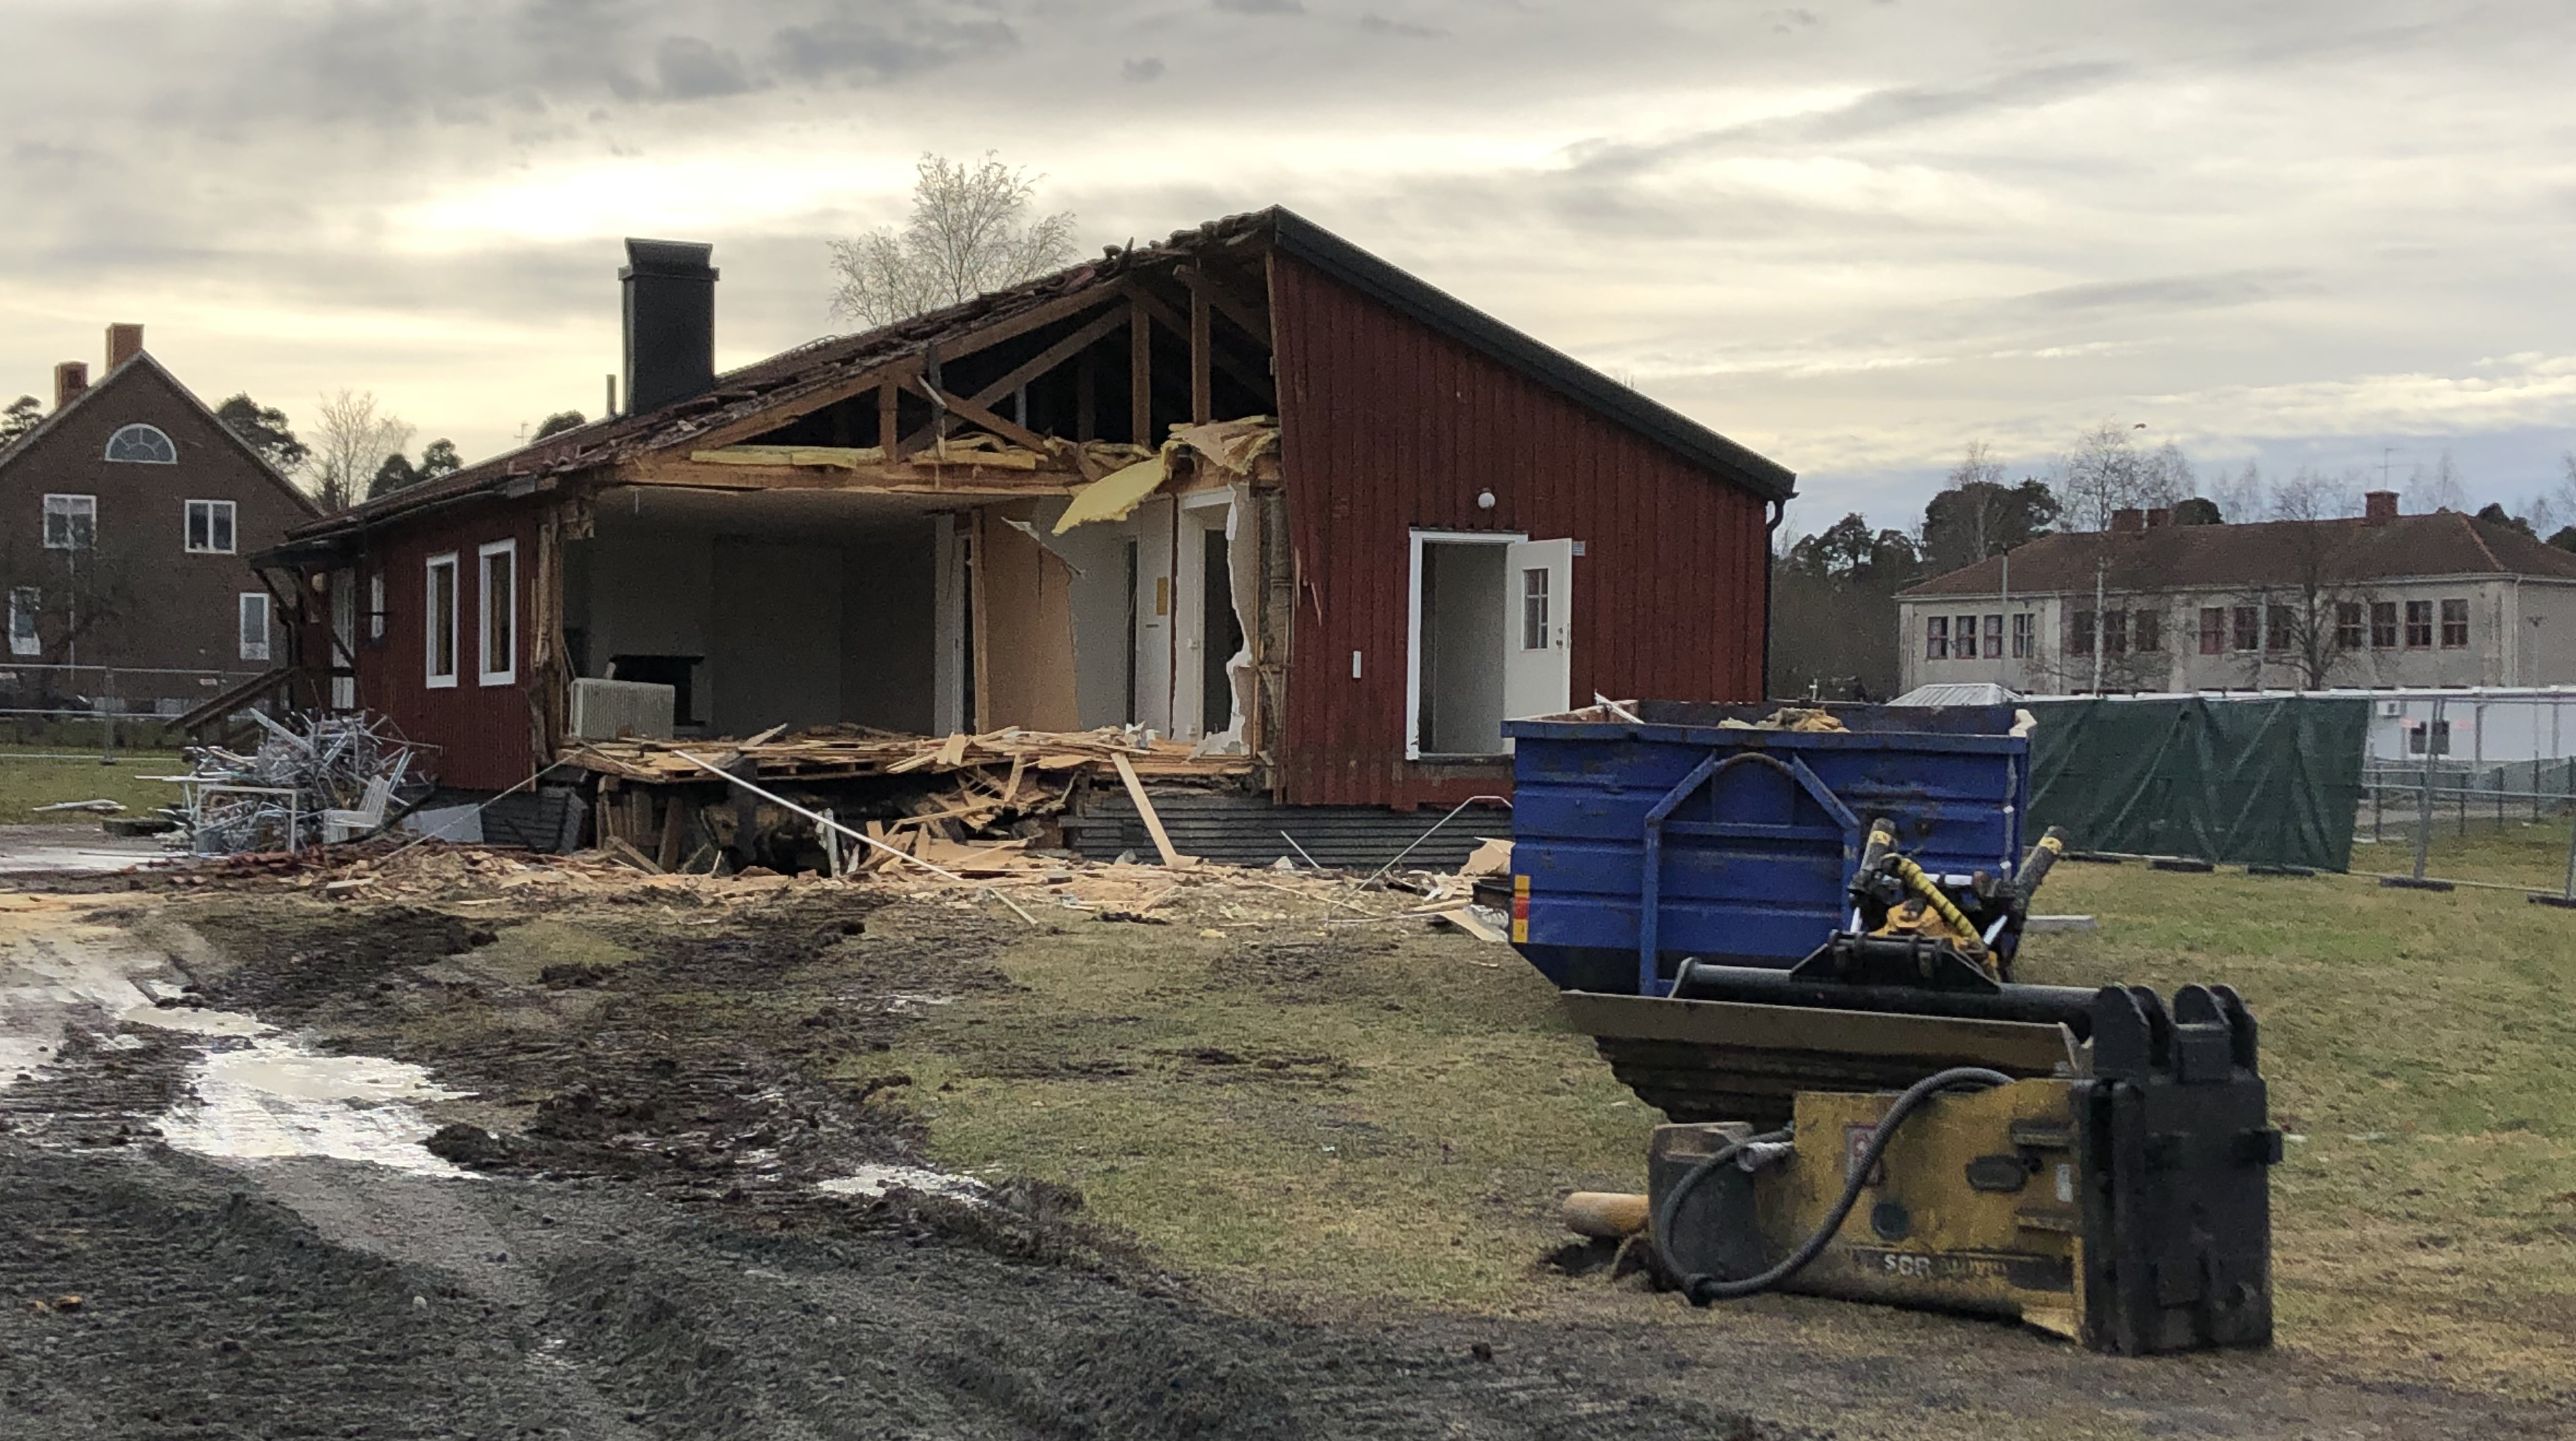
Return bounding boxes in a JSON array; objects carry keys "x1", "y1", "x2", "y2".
[{"x1": 2023, "y1": 695, "x2": 2369, "y2": 872}]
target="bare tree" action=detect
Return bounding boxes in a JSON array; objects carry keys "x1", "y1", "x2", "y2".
[
  {"x1": 2224, "y1": 471, "x2": 2375, "y2": 688},
  {"x1": 309, "y1": 390, "x2": 413, "y2": 513},
  {"x1": 2057, "y1": 423, "x2": 2191, "y2": 531},
  {"x1": 828, "y1": 152, "x2": 1079, "y2": 329},
  {"x1": 2206, "y1": 460, "x2": 2265, "y2": 524},
  {"x1": 2404, "y1": 449, "x2": 2466, "y2": 513},
  {"x1": 0, "y1": 526, "x2": 141, "y2": 670}
]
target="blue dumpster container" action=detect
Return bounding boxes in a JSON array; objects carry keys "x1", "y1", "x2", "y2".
[{"x1": 1503, "y1": 701, "x2": 2030, "y2": 996}]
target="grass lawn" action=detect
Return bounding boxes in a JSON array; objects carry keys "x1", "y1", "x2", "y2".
[
  {"x1": 2024, "y1": 852, "x2": 2576, "y2": 1396},
  {"x1": 0, "y1": 746, "x2": 188, "y2": 822},
  {"x1": 874, "y1": 830, "x2": 2576, "y2": 1400}
]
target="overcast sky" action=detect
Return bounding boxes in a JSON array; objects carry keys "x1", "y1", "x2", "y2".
[{"x1": 6, "y1": 0, "x2": 2574, "y2": 534}]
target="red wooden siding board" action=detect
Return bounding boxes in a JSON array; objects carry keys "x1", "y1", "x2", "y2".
[
  {"x1": 1267, "y1": 253, "x2": 1772, "y2": 809},
  {"x1": 342, "y1": 499, "x2": 542, "y2": 791}
]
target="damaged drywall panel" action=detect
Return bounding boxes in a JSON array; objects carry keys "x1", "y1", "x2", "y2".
[
  {"x1": 971, "y1": 502, "x2": 1082, "y2": 730},
  {"x1": 1047, "y1": 502, "x2": 1144, "y2": 730},
  {"x1": 1133, "y1": 497, "x2": 1178, "y2": 735}
]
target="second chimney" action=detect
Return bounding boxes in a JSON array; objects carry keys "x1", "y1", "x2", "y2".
[
  {"x1": 2110, "y1": 507, "x2": 2147, "y2": 533},
  {"x1": 54, "y1": 361, "x2": 88, "y2": 411},
  {"x1": 105, "y1": 323, "x2": 144, "y2": 371},
  {"x1": 621, "y1": 239, "x2": 717, "y2": 415},
  {"x1": 2364, "y1": 490, "x2": 2399, "y2": 525},
  {"x1": 2145, "y1": 507, "x2": 2173, "y2": 529}
]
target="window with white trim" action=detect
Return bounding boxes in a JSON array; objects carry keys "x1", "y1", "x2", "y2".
[
  {"x1": 478, "y1": 540, "x2": 517, "y2": 685},
  {"x1": 185, "y1": 499, "x2": 237, "y2": 554},
  {"x1": 104, "y1": 424, "x2": 177, "y2": 464},
  {"x1": 367, "y1": 570, "x2": 386, "y2": 642},
  {"x1": 42, "y1": 495, "x2": 96, "y2": 549},
  {"x1": 1519, "y1": 567, "x2": 1550, "y2": 651},
  {"x1": 426, "y1": 552, "x2": 459, "y2": 688},
  {"x1": 238, "y1": 592, "x2": 271, "y2": 662},
  {"x1": 7, "y1": 587, "x2": 39, "y2": 657}
]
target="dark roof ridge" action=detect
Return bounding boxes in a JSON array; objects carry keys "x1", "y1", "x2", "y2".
[{"x1": 2458, "y1": 508, "x2": 2504, "y2": 572}]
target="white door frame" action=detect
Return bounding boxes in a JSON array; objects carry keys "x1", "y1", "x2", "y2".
[
  {"x1": 1173, "y1": 490, "x2": 1236, "y2": 741},
  {"x1": 1405, "y1": 528, "x2": 1525, "y2": 760}
]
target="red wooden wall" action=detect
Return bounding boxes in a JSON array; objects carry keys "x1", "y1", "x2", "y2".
[
  {"x1": 1268, "y1": 253, "x2": 1773, "y2": 808},
  {"x1": 336, "y1": 497, "x2": 542, "y2": 791}
]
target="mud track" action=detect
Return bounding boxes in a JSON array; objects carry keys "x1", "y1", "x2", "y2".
[{"x1": 4, "y1": 887, "x2": 2567, "y2": 1439}]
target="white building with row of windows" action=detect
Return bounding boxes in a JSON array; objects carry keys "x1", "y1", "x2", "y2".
[{"x1": 1894, "y1": 493, "x2": 2576, "y2": 696}]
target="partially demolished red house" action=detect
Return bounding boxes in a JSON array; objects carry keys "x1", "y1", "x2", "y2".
[{"x1": 257, "y1": 208, "x2": 1793, "y2": 864}]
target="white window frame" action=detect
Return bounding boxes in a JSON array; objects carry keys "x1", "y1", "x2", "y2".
[
  {"x1": 103, "y1": 423, "x2": 177, "y2": 464},
  {"x1": 426, "y1": 551, "x2": 459, "y2": 689},
  {"x1": 184, "y1": 498, "x2": 238, "y2": 554},
  {"x1": 42, "y1": 494, "x2": 96, "y2": 550},
  {"x1": 1403, "y1": 528, "x2": 1525, "y2": 762},
  {"x1": 237, "y1": 591, "x2": 271, "y2": 663},
  {"x1": 1519, "y1": 565, "x2": 1551, "y2": 652},
  {"x1": 477, "y1": 539, "x2": 517, "y2": 687},
  {"x1": 7, "y1": 587, "x2": 39, "y2": 657},
  {"x1": 367, "y1": 570, "x2": 386, "y2": 641}
]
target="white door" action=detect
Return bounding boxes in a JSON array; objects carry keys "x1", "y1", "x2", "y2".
[{"x1": 1502, "y1": 538, "x2": 1573, "y2": 720}]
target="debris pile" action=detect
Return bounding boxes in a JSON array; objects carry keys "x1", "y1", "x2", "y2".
[
  {"x1": 565, "y1": 723, "x2": 1241, "y2": 786},
  {"x1": 178, "y1": 711, "x2": 421, "y2": 855},
  {"x1": 159, "y1": 824, "x2": 1518, "y2": 949}
]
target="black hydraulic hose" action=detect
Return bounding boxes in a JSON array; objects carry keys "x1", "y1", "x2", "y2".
[{"x1": 1658, "y1": 1066, "x2": 2016, "y2": 1306}]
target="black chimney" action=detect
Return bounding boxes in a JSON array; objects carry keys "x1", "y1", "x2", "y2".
[{"x1": 621, "y1": 239, "x2": 717, "y2": 414}]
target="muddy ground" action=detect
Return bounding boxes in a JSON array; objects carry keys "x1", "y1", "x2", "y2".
[{"x1": 2, "y1": 881, "x2": 2567, "y2": 1439}]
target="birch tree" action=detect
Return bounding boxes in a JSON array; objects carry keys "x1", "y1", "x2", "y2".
[
  {"x1": 309, "y1": 390, "x2": 413, "y2": 513},
  {"x1": 828, "y1": 153, "x2": 1078, "y2": 329}
]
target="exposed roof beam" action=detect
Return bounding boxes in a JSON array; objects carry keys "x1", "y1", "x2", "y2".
[
  {"x1": 680, "y1": 286, "x2": 1126, "y2": 454},
  {"x1": 901, "y1": 304, "x2": 1131, "y2": 453},
  {"x1": 919, "y1": 379, "x2": 1049, "y2": 453},
  {"x1": 1177, "y1": 264, "x2": 1269, "y2": 347},
  {"x1": 1123, "y1": 281, "x2": 1274, "y2": 406}
]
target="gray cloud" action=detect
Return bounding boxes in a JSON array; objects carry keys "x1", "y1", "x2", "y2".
[
  {"x1": 2015, "y1": 270, "x2": 2319, "y2": 317},
  {"x1": 769, "y1": 2, "x2": 1018, "y2": 83},
  {"x1": 1567, "y1": 61, "x2": 2132, "y2": 177},
  {"x1": 5, "y1": 0, "x2": 2572, "y2": 519},
  {"x1": 656, "y1": 37, "x2": 758, "y2": 100},
  {"x1": 1359, "y1": 14, "x2": 1448, "y2": 39}
]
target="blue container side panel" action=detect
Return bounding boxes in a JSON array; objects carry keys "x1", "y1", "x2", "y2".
[{"x1": 1506, "y1": 707, "x2": 2030, "y2": 985}]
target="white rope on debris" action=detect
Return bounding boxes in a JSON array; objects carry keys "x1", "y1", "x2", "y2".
[{"x1": 670, "y1": 750, "x2": 1041, "y2": 926}]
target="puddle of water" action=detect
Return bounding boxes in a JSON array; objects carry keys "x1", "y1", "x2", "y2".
[
  {"x1": 817, "y1": 1163, "x2": 986, "y2": 1202},
  {"x1": 156, "y1": 1036, "x2": 475, "y2": 1178},
  {"x1": 2, "y1": 897, "x2": 474, "y2": 1177}
]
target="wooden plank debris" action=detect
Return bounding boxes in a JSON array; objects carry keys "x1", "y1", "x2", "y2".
[{"x1": 1111, "y1": 752, "x2": 1192, "y2": 869}]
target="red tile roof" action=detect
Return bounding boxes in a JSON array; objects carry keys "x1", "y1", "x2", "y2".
[{"x1": 1900, "y1": 511, "x2": 2576, "y2": 598}]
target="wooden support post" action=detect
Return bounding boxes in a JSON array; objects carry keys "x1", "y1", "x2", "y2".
[
  {"x1": 1128, "y1": 300, "x2": 1152, "y2": 446},
  {"x1": 656, "y1": 793, "x2": 688, "y2": 871},
  {"x1": 878, "y1": 377, "x2": 901, "y2": 461},
  {"x1": 925, "y1": 342, "x2": 947, "y2": 443},
  {"x1": 1189, "y1": 286, "x2": 1213, "y2": 424},
  {"x1": 969, "y1": 512, "x2": 990, "y2": 733}
]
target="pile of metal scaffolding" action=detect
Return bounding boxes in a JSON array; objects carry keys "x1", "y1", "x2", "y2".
[{"x1": 180, "y1": 711, "x2": 420, "y2": 855}]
